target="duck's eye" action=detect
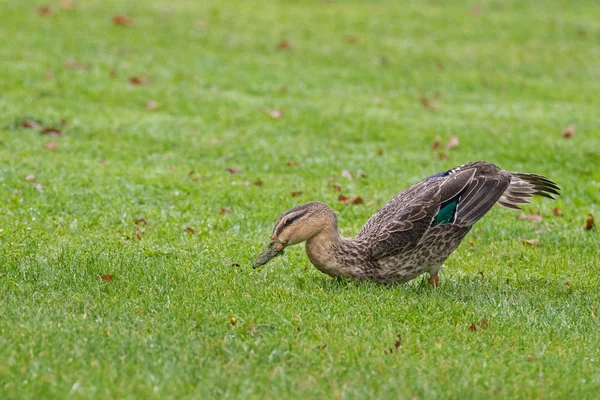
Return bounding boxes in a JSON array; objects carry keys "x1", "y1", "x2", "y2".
[{"x1": 284, "y1": 218, "x2": 292, "y2": 225}]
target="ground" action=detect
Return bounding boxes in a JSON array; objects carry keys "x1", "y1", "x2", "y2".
[{"x1": 1, "y1": 0, "x2": 599, "y2": 398}]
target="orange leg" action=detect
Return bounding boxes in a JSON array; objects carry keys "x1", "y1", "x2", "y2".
[{"x1": 428, "y1": 273, "x2": 439, "y2": 288}]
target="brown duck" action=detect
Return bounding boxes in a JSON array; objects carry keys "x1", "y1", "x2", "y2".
[{"x1": 253, "y1": 161, "x2": 560, "y2": 286}]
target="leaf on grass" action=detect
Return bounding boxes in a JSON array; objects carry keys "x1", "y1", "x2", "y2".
[
  {"x1": 585, "y1": 213, "x2": 595, "y2": 231},
  {"x1": 377, "y1": 149, "x2": 384, "y2": 156},
  {"x1": 253, "y1": 179, "x2": 264, "y2": 187},
  {"x1": 184, "y1": 227, "x2": 196, "y2": 235},
  {"x1": 535, "y1": 226, "x2": 552, "y2": 234},
  {"x1": 187, "y1": 170, "x2": 204, "y2": 182},
  {"x1": 129, "y1": 76, "x2": 149, "y2": 85},
  {"x1": 523, "y1": 238, "x2": 540, "y2": 246},
  {"x1": 44, "y1": 142, "x2": 58, "y2": 150},
  {"x1": 64, "y1": 58, "x2": 89, "y2": 71},
  {"x1": 99, "y1": 274, "x2": 114, "y2": 282},
  {"x1": 113, "y1": 15, "x2": 132, "y2": 26},
  {"x1": 33, "y1": 183, "x2": 44, "y2": 193},
  {"x1": 225, "y1": 167, "x2": 240, "y2": 174},
  {"x1": 22, "y1": 119, "x2": 41, "y2": 130},
  {"x1": 291, "y1": 191, "x2": 303, "y2": 197},
  {"x1": 446, "y1": 136, "x2": 459, "y2": 150},
  {"x1": 562, "y1": 125, "x2": 576, "y2": 139},
  {"x1": 26, "y1": 174, "x2": 36, "y2": 181},
  {"x1": 437, "y1": 152, "x2": 448, "y2": 160},
  {"x1": 60, "y1": 0, "x2": 74, "y2": 9},
  {"x1": 146, "y1": 100, "x2": 159, "y2": 110},
  {"x1": 432, "y1": 136, "x2": 441, "y2": 150},
  {"x1": 37, "y1": 5, "x2": 53, "y2": 16},
  {"x1": 262, "y1": 108, "x2": 283, "y2": 119},
  {"x1": 231, "y1": 263, "x2": 240, "y2": 267},
  {"x1": 338, "y1": 194, "x2": 364, "y2": 205},
  {"x1": 564, "y1": 281, "x2": 571, "y2": 288},
  {"x1": 518, "y1": 213, "x2": 542, "y2": 223},
  {"x1": 420, "y1": 95, "x2": 438, "y2": 110},
  {"x1": 41, "y1": 127, "x2": 62, "y2": 136},
  {"x1": 219, "y1": 207, "x2": 231, "y2": 216},
  {"x1": 330, "y1": 184, "x2": 342, "y2": 192},
  {"x1": 134, "y1": 218, "x2": 147, "y2": 226},
  {"x1": 394, "y1": 334, "x2": 402, "y2": 349},
  {"x1": 553, "y1": 207, "x2": 563, "y2": 217},
  {"x1": 480, "y1": 318, "x2": 488, "y2": 328},
  {"x1": 285, "y1": 161, "x2": 300, "y2": 167},
  {"x1": 277, "y1": 40, "x2": 292, "y2": 50},
  {"x1": 341, "y1": 169, "x2": 354, "y2": 181},
  {"x1": 526, "y1": 355, "x2": 534, "y2": 362},
  {"x1": 469, "y1": 323, "x2": 477, "y2": 332}
]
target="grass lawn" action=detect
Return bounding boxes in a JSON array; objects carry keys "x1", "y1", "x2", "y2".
[{"x1": 1, "y1": 0, "x2": 600, "y2": 398}]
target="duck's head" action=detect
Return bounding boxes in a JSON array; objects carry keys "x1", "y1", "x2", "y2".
[{"x1": 253, "y1": 201, "x2": 336, "y2": 268}]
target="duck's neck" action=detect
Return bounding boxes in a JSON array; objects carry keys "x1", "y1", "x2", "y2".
[{"x1": 305, "y1": 224, "x2": 362, "y2": 278}]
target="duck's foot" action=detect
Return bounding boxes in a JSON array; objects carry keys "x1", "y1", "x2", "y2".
[{"x1": 428, "y1": 274, "x2": 439, "y2": 288}]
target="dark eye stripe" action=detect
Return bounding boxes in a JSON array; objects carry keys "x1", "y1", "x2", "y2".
[{"x1": 274, "y1": 211, "x2": 307, "y2": 236}]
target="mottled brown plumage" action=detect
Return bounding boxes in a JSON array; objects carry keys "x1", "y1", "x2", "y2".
[{"x1": 253, "y1": 161, "x2": 560, "y2": 284}]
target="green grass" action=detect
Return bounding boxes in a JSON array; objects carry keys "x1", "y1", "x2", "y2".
[{"x1": 1, "y1": 0, "x2": 600, "y2": 398}]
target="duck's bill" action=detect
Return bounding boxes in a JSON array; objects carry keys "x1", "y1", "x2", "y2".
[{"x1": 252, "y1": 241, "x2": 286, "y2": 268}]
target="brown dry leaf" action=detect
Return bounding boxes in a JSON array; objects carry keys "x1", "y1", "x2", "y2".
[
  {"x1": 564, "y1": 281, "x2": 571, "y2": 288},
  {"x1": 526, "y1": 355, "x2": 534, "y2": 362},
  {"x1": 394, "y1": 334, "x2": 402, "y2": 349},
  {"x1": 129, "y1": 76, "x2": 149, "y2": 85},
  {"x1": 277, "y1": 40, "x2": 292, "y2": 50},
  {"x1": 338, "y1": 195, "x2": 364, "y2": 205},
  {"x1": 22, "y1": 119, "x2": 41, "y2": 130},
  {"x1": 377, "y1": 149, "x2": 384, "y2": 156},
  {"x1": 219, "y1": 207, "x2": 231, "y2": 216},
  {"x1": 523, "y1": 238, "x2": 541, "y2": 246},
  {"x1": 253, "y1": 179, "x2": 264, "y2": 187},
  {"x1": 285, "y1": 161, "x2": 300, "y2": 167},
  {"x1": 225, "y1": 167, "x2": 241, "y2": 174},
  {"x1": 437, "y1": 152, "x2": 448, "y2": 160},
  {"x1": 41, "y1": 127, "x2": 62, "y2": 136},
  {"x1": 480, "y1": 318, "x2": 488, "y2": 328},
  {"x1": 469, "y1": 323, "x2": 477, "y2": 332},
  {"x1": 518, "y1": 213, "x2": 542, "y2": 223},
  {"x1": 432, "y1": 136, "x2": 441, "y2": 150},
  {"x1": 291, "y1": 191, "x2": 303, "y2": 197},
  {"x1": 146, "y1": 100, "x2": 159, "y2": 110},
  {"x1": 134, "y1": 218, "x2": 147, "y2": 226},
  {"x1": 184, "y1": 227, "x2": 196, "y2": 235},
  {"x1": 420, "y1": 95, "x2": 438, "y2": 110},
  {"x1": 60, "y1": 0, "x2": 75, "y2": 9},
  {"x1": 446, "y1": 136, "x2": 459, "y2": 150},
  {"x1": 562, "y1": 125, "x2": 576, "y2": 139},
  {"x1": 341, "y1": 169, "x2": 354, "y2": 181},
  {"x1": 113, "y1": 15, "x2": 132, "y2": 26},
  {"x1": 25, "y1": 174, "x2": 36, "y2": 181},
  {"x1": 37, "y1": 5, "x2": 53, "y2": 16},
  {"x1": 331, "y1": 184, "x2": 342, "y2": 192},
  {"x1": 262, "y1": 108, "x2": 283, "y2": 119},
  {"x1": 553, "y1": 207, "x2": 563, "y2": 217},
  {"x1": 535, "y1": 226, "x2": 552, "y2": 234},
  {"x1": 33, "y1": 183, "x2": 44, "y2": 193},
  {"x1": 99, "y1": 274, "x2": 114, "y2": 283},
  {"x1": 44, "y1": 142, "x2": 58, "y2": 150},
  {"x1": 585, "y1": 213, "x2": 595, "y2": 231},
  {"x1": 367, "y1": 199, "x2": 378, "y2": 206},
  {"x1": 64, "y1": 58, "x2": 89, "y2": 71}
]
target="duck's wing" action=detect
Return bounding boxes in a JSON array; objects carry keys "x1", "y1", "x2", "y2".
[{"x1": 358, "y1": 163, "x2": 513, "y2": 260}]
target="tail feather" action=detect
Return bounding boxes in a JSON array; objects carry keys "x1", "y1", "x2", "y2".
[{"x1": 497, "y1": 172, "x2": 560, "y2": 210}]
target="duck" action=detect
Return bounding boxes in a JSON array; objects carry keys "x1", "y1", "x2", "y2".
[{"x1": 253, "y1": 161, "x2": 560, "y2": 286}]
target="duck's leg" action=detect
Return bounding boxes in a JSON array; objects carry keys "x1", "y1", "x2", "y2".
[{"x1": 428, "y1": 273, "x2": 439, "y2": 288}]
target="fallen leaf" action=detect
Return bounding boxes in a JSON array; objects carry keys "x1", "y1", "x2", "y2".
[
  {"x1": 277, "y1": 40, "x2": 292, "y2": 50},
  {"x1": 562, "y1": 125, "x2": 576, "y2": 139},
  {"x1": 535, "y1": 226, "x2": 552, "y2": 234},
  {"x1": 585, "y1": 213, "x2": 595, "y2": 231},
  {"x1": 394, "y1": 334, "x2": 402, "y2": 349},
  {"x1": 37, "y1": 5, "x2": 53, "y2": 16},
  {"x1": 21, "y1": 119, "x2": 41, "y2": 130},
  {"x1": 225, "y1": 167, "x2": 240, "y2": 174},
  {"x1": 59, "y1": 0, "x2": 74, "y2": 9},
  {"x1": 553, "y1": 208, "x2": 563, "y2": 217},
  {"x1": 262, "y1": 108, "x2": 283, "y2": 119},
  {"x1": 432, "y1": 136, "x2": 441, "y2": 150},
  {"x1": 285, "y1": 161, "x2": 300, "y2": 167},
  {"x1": 219, "y1": 207, "x2": 231, "y2": 216},
  {"x1": 134, "y1": 218, "x2": 147, "y2": 226},
  {"x1": 129, "y1": 76, "x2": 149, "y2": 85},
  {"x1": 341, "y1": 169, "x2": 354, "y2": 181},
  {"x1": 291, "y1": 191, "x2": 303, "y2": 197},
  {"x1": 331, "y1": 184, "x2": 342, "y2": 192},
  {"x1": 253, "y1": 179, "x2": 264, "y2": 187},
  {"x1": 33, "y1": 183, "x2": 44, "y2": 193},
  {"x1": 480, "y1": 317, "x2": 488, "y2": 328},
  {"x1": 446, "y1": 136, "x2": 459, "y2": 150},
  {"x1": 113, "y1": 15, "x2": 132, "y2": 26},
  {"x1": 184, "y1": 227, "x2": 196, "y2": 235},
  {"x1": 231, "y1": 263, "x2": 240, "y2": 267},
  {"x1": 25, "y1": 174, "x2": 36, "y2": 181},
  {"x1": 41, "y1": 127, "x2": 62, "y2": 136},
  {"x1": 338, "y1": 194, "x2": 364, "y2": 205},
  {"x1": 99, "y1": 274, "x2": 114, "y2": 282},
  {"x1": 366, "y1": 200, "x2": 378, "y2": 206},
  {"x1": 44, "y1": 142, "x2": 58, "y2": 150},
  {"x1": 469, "y1": 323, "x2": 477, "y2": 332},
  {"x1": 420, "y1": 95, "x2": 438, "y2": 110},
  {"x1": 523, "y1": 238, "x2": 541, "y2": 246},
  {"x1": 437, "y1": 152, "x2": 448, "y2": 160},
  {"x1": 377, "y1": 149, "x2": 384, "y2": 156},
  {"x1": 146, "y1": 100, "x2": 159, "y2": 110},
  {"x1": 564, "y1": 281, "x2": 571, "y2": 288},
  {"x1": 64, "y1": 58, "x2": 89, "y2": 71},
  {"x1": 526, "y1": 355, "x2": 534, "y2": 362},
  {"x1": 518, "y1": 213, "x2": 542, "y2": 223}
]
